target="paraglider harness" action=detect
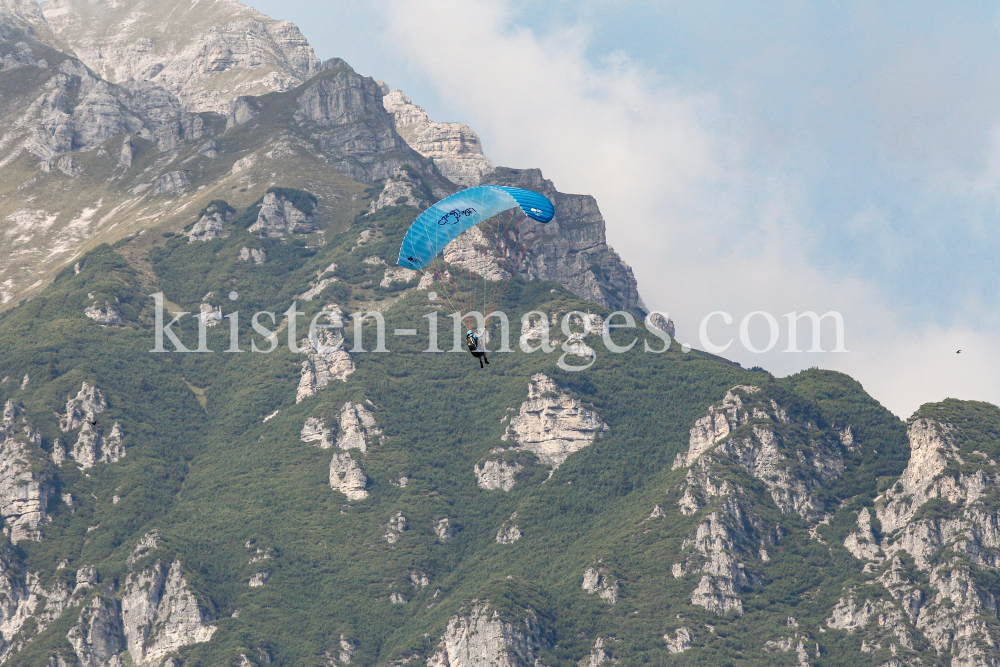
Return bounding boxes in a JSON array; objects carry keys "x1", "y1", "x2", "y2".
[{"x1": 466, "y1": 330, "x2": 489, "y2": 368}]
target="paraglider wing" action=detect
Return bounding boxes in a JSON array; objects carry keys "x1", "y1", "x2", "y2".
[{"x1": 397, "y1": 186, "x2": 554, "y2": 270}]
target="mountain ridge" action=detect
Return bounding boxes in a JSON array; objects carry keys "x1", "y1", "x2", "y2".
[{"x1": 0, "y1": 2, "x2": 998, "y2": 667}]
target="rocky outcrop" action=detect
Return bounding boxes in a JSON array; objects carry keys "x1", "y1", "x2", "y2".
[
  {"x1": 843, "y1": 508, "x2": 882, "y2": 562},
  {"x1": 84, "y1": 300, "x2": 123, "y2": 326},
  {"x1": 66, "y1": 594, "x2": 125, "y2": 667},
  {"x1": 187, "y1": 202, "x2": 235, "y2": 242},
  {"x1": 0, "y1": 553, "x2": 96, "y2": 662},
  {"x1": 294, "y1": 61, "x2": 432, "y2": 184},
  {"x1": 301, "y1": 416, "x2": 334, "y2": 449},
  {"x1": 441, "y1": 226, "x2": 509, "y2": 283},
  {"x1": 380, "y1": 267, "x2": 417, "y2": 288},
  {"x1": 70, "y1": 421, "x2": 125, "y2": 469},
  {"x1": 239, "y1": 246, "x2": 266, "y2": 263},
  {"x1": 330, "y1": 452, "x2": 367, "y2": 501},
  {"x1": 369, "y1": 166, "x2": 428, "y2": 212},
  {"x1": 199, "y1": 302, "x2": 222, "y2": 327},
  {"x1": 381, "y1": 87, "x2": 493, "y2": 187},
  {"x1": 664, "y1": 627, "x2": 692, "y2": 654},
  {"x1": 669, "y1": 385, "x2": 851, "y2": 616},
  {"x1": 0, "y1": 436, "x2": 53, "y2": 542},
  {"x1": 152, "y1": 170, "x2": 190, "y2": 195},
  {"x1": 501, "y1": 374, "x2": 607, "y2": 470},
  {"x1": 434, "y1": 518, "x2": 456, "y2": 542},
  {"x1": 474, "y1": 458, "x2": 522, "y2": 491},
  {"x1": 121, "y1": 555, "x2": 216, "y2": 664},
  {"x1": 480, "y1": 168, "x2": 647, "y2": 315},
  {"x1": 296, "y1": 312, "x2": 355, "y2": 402},
  {"x1": 427, "y1": 602, "x2": 548, "y2": 667},
  {"x1": 42, "y1": 0, "x2": 322, "y2": 114},
  {"x1": 59, "y1": 382, "x2": 107, "y2": 432},
  {"x1": 673, "y1": 386, "x2": 843, "y2": 520},
  {"x1": 496, "y1": 513, "x2": 522, "y2": 545},
  {"x1": 384, "y1": 511, "x2": 406, "y2": 544},
  {"x1": 836, "y1": 408, "x2": 1000, "y2": 667},
  {"x1": 336, "y1": 402, "x2": 382, "y2": 453},
  {"x1": 248, "y1": 191, "x2": 316, "y2": 237},
  {"x1": 582, "y1": 566, "x2": 619, "y2": 605}
]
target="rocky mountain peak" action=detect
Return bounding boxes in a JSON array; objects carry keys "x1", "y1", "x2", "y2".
[
  {"x1": 40, "y1": 0, "x2": 320, "y2": 113},
  {"x1": 479, "y1": 167, "x2": 648, "y2": 315},
  {"x1": 381, "y1": 84, "x2": 494, "y2": 187}
]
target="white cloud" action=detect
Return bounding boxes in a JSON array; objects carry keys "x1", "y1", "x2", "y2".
[{"x1": 372, "y1": 0, "x2": 1000, "y2": 417}]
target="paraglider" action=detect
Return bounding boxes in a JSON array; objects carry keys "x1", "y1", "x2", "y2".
[
  {"x1": 397, "y1": 185, "x2": 555, "y2": 367},
  {"x1": 466, "y1": 329, "x2": 489, "y2": 368}
]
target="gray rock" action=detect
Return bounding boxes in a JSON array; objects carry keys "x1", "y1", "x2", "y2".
[
  {"x1": 84, "y1": 300, "x2": 123, "y2": 326},
  {"x1": 480, "y1": 168, "x2": 648, "y2": 315},
  {"x1": 66, "y1": 594, "x2": 125, "y2": 667},
  {"x1": 502, "y1": 374, "x2": 608, "y2": 470},
  {"x1": 121, "y1": 559, "x2": 216, "y2": 664},
  {"x1": 42, "y1": 0, "x2": 321, "y2": 114},
  {"x1": 249, "y1": 191, "x2": 316, "y2": 237},
  {"x1": 382, "y1": 88, "x2": 493, "y2": 187},
  {"x1": 0, "y1": 437, "x2": 52, "y2": 542},
  {"x1": 239, "y1": 246, "x2": 266, "y2": 263},
  {"x1": 330, "y1": 453, "x2": 367, "y2": 501},
  {"x1": 582, "y1": 566, "x2": 619, "y2": 605},
  {"x1": 426, "y1": 601, "x2": 549, "y2": 667},
  {"x1": 152, "y1": 170, "x2": 190, "y2": 195}
]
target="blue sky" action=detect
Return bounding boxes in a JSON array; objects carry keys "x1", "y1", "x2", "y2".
[{"x1": 246, "y1": 0, "x2": 1000, "y2": 417}]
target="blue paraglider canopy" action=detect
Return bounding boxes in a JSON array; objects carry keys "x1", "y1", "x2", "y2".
[{"x1": 397, "y1": 186, "x2": 553, "y2": 271}]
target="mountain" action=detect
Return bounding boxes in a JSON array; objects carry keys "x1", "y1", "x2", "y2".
[{"x1": 1, "y1": 2, "x2": 1000, "y2": 667}]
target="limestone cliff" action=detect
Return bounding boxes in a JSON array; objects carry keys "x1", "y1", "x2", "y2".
[
  {"x1": 296, "y1": 310, "x2": 355, "y2": 403},
  {"x1": 670, "y1": 385, "x2": 848, "y2": 616},
  {"x1": 427, "y1": 601, "x2": 550, "y2": 667},
  {"x1": 479, "y1": 168, "x2": 648, "y2": 316},
  {"x1": 502, "y1": 373, "x2": 607, "y2": 470},
  {"x1": 120, "y1": 543, "x2": 216, "y2": 664},
  {"x1": 824, "y1": 407, "x2": 1000, "y2": 667},
  {"x1": 381, "y1": 86, "x2": 493, "y2": 187},
  {"x1": 41, "y1": 0, "x2": 321, "y2": 114}
]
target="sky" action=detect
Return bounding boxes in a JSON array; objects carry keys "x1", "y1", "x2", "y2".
[{"x1": 245, "y1": 0, "x2": 1000, "y2": 418}]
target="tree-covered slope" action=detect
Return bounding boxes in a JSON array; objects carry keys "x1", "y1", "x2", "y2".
[{"x1": 3, "y1": 194, "x2": 980, "y2": 667}]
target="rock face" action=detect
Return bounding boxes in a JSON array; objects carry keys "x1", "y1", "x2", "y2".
[
  {"x1": 248, "y1": 191, "x2": 316, "y2": 237},
  {"x1": 582, "y1": 566, "x2": 619, "y2": 605},
  {"x1": 238, "y1": 246, "x2": 266, "y2": 263},
  {"x1": 70, "y1": 421, "x2": 125, "y2": 469},
  {"x1": 84, "y1": 300, "x2": 124, "y2": 325},
  {"x1": 66, "y1": 594, "x2": 125, "y2": 667},
  {"x1": 294, "y1": 60, "x2": 434, "y2": 184},
  {"x1": 820, "y1": 407, "x2": 1000, "y2": 667},
  {"x1": 670, "y1": 385, "x2": 848, "y2": 616},
  {"x1": 120, "y1": 549, "x2": 216, "y2": 664},
  {"x1": 301, "y1": 416, "x2": 334, "y2": 449},
  {"x1": 496, "y1": 513, "x2": 522, "y2": 544},
  {"x1": 502, "y1": 374, "x2": 608, "y2": 470},
  {"x1": 329, "y1": 452, "x2": 367, "y2": 501},
  {"x1": 384, "y1": 511, "x2": 406, "y2": 544},
  {"x1": 368, "y1": 166, "x2": 428, "y2": 212},
  {"x1": 0, "y1": 436, "x2": 53, "y2": 542},
  {"x1": 59, "y1": 382, "x2": 108, "y2": 432},
  {"x1": 0, "y1": 550, "x2": 98, "y2": 662},
  {"x1": 427, "y1": 602, "x2": 549, "y2": 667},
  {"x1": 381, "y1": 87, "x2": 494, "y2": 187},
  {"x1": 480, "y1": 168, "x2": 647, "y2": 316},
  {"x1": 188, "y1": 202, "x2": 235, "y2": 242},
  {"x1": 474, "y1": 458, "x2": 522, "y2": 491},
  {"x1": 336, "y1": 402, "x2": 382, "y2": 453},
  {"x1": 41, "y1": 0, "x2": 321, "y2": 114},
  {"x1": 296, "y1": 312, "x2": 355, "y2": 402}
]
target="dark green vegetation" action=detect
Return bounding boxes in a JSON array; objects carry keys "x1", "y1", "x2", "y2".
[{"x1": 0, "y1": 191, "x2": 940, "y2": 667}]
